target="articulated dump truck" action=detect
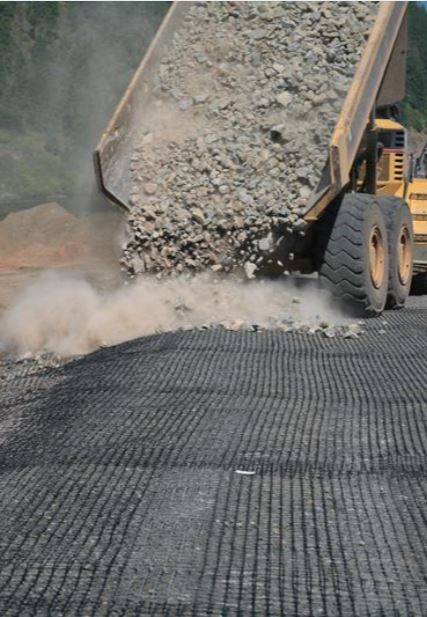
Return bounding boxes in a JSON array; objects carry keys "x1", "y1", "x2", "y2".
[{"x1": 94, "y1": 1, "x2": 427, "y2": 315}]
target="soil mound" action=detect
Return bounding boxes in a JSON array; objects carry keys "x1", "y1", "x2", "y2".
[{"x1": 0, "y1": 203, "x2": 92, "y2": 271}]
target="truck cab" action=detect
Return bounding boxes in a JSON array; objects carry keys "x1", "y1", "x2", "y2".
[
  {"x1": 375, "y1": 117, "x2": 427, "y2": 267},
  {"x1": 376, "y1": 118, "x2": 406, "y2": 198}
]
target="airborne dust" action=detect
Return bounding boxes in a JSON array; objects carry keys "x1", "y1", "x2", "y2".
[
  {"x1": 0, "y1": 3, "x2": 356, "y2": 362},
  {"x1": 0, "y1": 268, "x2": 347, "y2": 359}
]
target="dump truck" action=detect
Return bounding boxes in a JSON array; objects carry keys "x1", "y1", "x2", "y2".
[{"x1": 94, "y1": 1, "x2": 427, "y2": 315}]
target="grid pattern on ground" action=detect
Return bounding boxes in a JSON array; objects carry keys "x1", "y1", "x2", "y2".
[{"x1": 0, "y1": 302, "x2": 427, "y2": 616}]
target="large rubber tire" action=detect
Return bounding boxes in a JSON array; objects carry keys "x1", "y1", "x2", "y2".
[
  {"x1": 319, "y1": 194, "x2": 389, "y2": 316},
  {"x1": 377, "y1": 197, "x2": 413, "y2": 309}
]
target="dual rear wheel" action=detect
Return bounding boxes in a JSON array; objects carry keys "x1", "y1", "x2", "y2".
[{"x1": 319, "y1": 194, "x2": 413, "y2": 315}]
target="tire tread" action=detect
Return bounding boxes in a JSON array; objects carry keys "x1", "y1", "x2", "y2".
[{"x1": 318, "y1": 193, "x2": 388, "y2": 314}]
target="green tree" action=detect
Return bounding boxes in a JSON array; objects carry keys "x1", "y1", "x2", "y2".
[
  {"x1": 0, "y1": 2, "x2": 168, "y2": 203},
  {"x1": 403, "y1": 2, "x2": 427, "y2": 132}
]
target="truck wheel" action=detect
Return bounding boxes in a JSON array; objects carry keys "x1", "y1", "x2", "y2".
[
  {"x1": 378, "y1": 197, "x2": 413, "y2": 309},
  {"x1": 319, "y1": 194, "x2": 389, "y2": 315}
]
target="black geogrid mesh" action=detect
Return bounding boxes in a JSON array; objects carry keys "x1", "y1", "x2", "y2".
[{"x1": 0, "y1": 299, "x2": 427, "y2": 616}]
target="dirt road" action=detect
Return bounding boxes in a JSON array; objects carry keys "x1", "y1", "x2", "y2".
[{"x1": 0, "y1": 298, "x2": 426, "y2": 615}]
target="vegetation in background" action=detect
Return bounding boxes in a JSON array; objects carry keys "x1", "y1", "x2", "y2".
[
  {"x1": 0, "y1": 2, "x2": 168, "y2": 204},
  {"x1": 403, "y1": 2, "x2": 427, "y2": 133}
]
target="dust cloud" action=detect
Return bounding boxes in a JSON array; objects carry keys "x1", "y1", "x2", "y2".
[{"x1": 0, "y1": 270, "x2": 345, "y2": 359}]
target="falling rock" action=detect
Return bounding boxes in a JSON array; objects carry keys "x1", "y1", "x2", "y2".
[
  {"x1": 144, "y1": 183, "x2": 158, "y2": 195},
  {"x1": 192, "y1": 208, "x2": 206, "y2": 225},
  {"x1": 299, "y1": 186, "x2": 312, "y2": 200},
  {"x1": 205, "y1": 133, "x2": 219, "y2": 144},
  {"x1": 293, "y1": 218, "x2": 308, "y2": 231},
  {"x1": 122, "y1": 1, "x2": 377, "y2": 279},
  {"x1": 238, "y1": 190, "x2": 253, "y2": 205},
  {"x1": 272, "y1": 62, "x2": 285, "y2": 73},
  {"x1": 129, "y1": 255, "x2": 145, "y2": 274},
  {"x1": 175, "y1": 299, "x2": 192, "y2": 313},
  {"x1": 142, "y1": 133, "x2": 153, "y2": 146},
  {"x1": 179, "y1": 98, "x2": 194, "y2": 111},
  {"x1": 250, "y1": 28, "x2": 267, "y2": 40},
  {"x1": 244, "y1": 262, "x2": 257, "y2": 279},
  {"x1": 276, "y1": 91, "x2": 292, "y2": 107},
  {"x1": 142, "y1": 206, "x2": 157, "y2": 220},
  {"x1": 194, "y1": 93, "x2": 209, "y2": 104},
  {"x1": 258, "y1": 233, "x2": 274, "y2": 252}
]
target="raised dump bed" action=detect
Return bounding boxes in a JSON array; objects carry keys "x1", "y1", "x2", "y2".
[
  {"x1": 95, "y1": 1, "x2": 416, "y2": 315},
  {"x1": 95, "y1": 2, "x2": 405, "y2": 216}
]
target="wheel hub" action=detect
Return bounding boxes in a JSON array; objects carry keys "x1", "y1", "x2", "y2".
[
  {"x1": 369, "y1": 226, "x2": 385, "y2": 289},
  {"x1": 397, "y1": 225, "x2": 412, "y2": 286}
]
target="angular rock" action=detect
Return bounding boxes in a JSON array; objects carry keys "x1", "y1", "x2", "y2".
[
  {"x1": 276, "y1": 91, "x2": 292, "y2": 107},
  {"x1": 244, "y1": 262, "x2": 257, "y2": 280},
  {"x1": 144, "y1": 183, "x2": 158, "y2": 196},
  {"x1": 122, "y1": 1, "x2": 377, "y2": 279}
]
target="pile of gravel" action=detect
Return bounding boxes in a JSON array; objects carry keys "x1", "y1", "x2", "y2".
[{"x1": 123, "y1": 1, "x2": 377, "y2": 278}]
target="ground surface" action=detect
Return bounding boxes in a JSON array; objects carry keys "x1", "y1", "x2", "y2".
[{"x1": 0, "y1": 297, "x2": 426, "y2": 616}]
